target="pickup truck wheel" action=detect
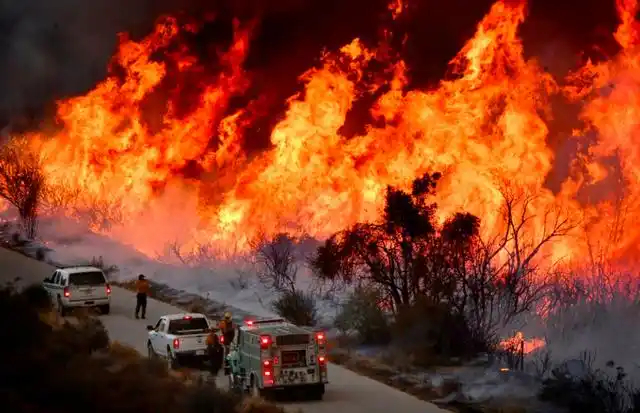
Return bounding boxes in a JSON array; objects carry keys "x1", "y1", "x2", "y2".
[{"x1": 99, "y1": 304, "x2": 110, "y2": 315}]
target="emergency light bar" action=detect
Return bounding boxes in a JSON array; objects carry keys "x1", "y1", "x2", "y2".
[{"x1": 244, "y1": 318, "x2": 286, "y2": 326}]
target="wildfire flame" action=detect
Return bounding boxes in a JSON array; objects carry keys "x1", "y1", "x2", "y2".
[
  {"x1": 499, "y1": 331, "x2": 546, "y2": 355},
  {"x1": 2, "y1": 0, "x2": 640, "y2": 265}
]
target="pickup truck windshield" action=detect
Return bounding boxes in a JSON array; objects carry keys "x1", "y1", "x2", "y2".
[
  {"x1": 69, "y1": 271, "x2": 106, "y2": 286},
  {"x1": 168, "y1": 317, "x2": 209, "y2": 335}
]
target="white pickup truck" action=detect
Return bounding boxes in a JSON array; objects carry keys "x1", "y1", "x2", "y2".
[{"x1": 146, "y1": 313, "x2": 212, "y2": 369}]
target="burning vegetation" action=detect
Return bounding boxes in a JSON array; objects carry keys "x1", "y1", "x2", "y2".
[{"x1": 0, "y1": 0, "x2": 636, "y2": 269}]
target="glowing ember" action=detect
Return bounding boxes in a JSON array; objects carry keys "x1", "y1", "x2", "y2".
[
  {"x1": 388, "y1": 0, "x2": 406, "y2": 19},
  {"x1": 500, "y1": 331, "x2": 546, "y2": 355},
  {"x1": 0, "y1": 0, "x2": 639, "y2": 268}
]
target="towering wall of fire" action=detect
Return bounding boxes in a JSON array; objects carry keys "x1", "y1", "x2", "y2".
[{"x1": 2, "y1": 0, "x2": 640, "y2": 268}]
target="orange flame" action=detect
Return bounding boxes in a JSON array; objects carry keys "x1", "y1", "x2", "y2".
[
  {"x1": 500, "y1": 331, "x2": 546, "y2": 355},
  {"x1": 0, "y1": 0, "x2": 637, "y2": 268}
]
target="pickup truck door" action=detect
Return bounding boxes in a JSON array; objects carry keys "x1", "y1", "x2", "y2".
[{"x1": 150, "y1": 319, "x2": 167, "y2": 356}]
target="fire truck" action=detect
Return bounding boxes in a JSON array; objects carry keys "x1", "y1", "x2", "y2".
[{"x1": 224, "y1": 317, "x2": 328, "y2": 400}]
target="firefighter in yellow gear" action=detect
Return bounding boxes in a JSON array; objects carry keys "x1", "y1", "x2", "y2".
[{"x1": 218, "y1": 312, "x2": 235, "y2": 349}]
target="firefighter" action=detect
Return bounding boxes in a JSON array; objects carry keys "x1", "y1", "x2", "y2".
[
  {"x1": 135, "y1": 274, "x2": 150, "y2": 319},
  {"x1": 219, "y1": 312, "x2": 235, "y2": 350},
  {"x1": 206, "y1": 327, "x2": 224, "y2": 377}
]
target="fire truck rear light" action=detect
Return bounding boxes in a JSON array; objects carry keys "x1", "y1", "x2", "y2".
[{"x1": 260, "y1": 335, "x2": 271, "y2": 349}]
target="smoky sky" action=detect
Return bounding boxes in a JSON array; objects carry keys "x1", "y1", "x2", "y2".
[{"x1": 0, "y1": 0, "x2": 622, "y2": 133}]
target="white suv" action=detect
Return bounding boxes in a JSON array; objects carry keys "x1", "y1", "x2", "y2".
[{"x1": 43, "y1": 266, "x2": 111, "y2": 316}]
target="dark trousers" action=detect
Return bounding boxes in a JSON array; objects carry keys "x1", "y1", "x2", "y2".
[
  {"x1": 135, "y1": 293, "x2": 147, "y2": 318},
  {"x1": 208, "y1": 345, "x2": 223, "y2": 375}
]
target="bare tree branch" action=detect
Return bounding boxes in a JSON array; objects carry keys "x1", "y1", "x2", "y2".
[
  {"x1": 251, "y1": 232, "x2": 299, "y2": 294},
  {"x1": 0, "y1": 138, "x2": 46, "y2": 238}
]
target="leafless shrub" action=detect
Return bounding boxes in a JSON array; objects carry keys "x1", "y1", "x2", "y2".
[
  {"x1": 230, "y1": 269, "x2": 250, "y2": 291},
  {"x1": 458, "y1": 188, "x2": 576, "y2": 344},
  {"x1": 531, "y1": 349, "x2": 554, "y2": 379},
  {"x1": 0, "y1": 137, "x2": 46, "y2": 238},
  {"x1": 89, "y1": 256, "x2": 119, "y2": 277},
  {"x1": 250, "y1": 232, "x2": 299, "y2": 294}
]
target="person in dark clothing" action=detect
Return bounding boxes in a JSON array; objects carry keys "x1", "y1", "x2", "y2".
[
  {"x1": 135, "y1": 274, "x2": 150, "y2": 319},
  {"x1": 206, "y1": 329, "x2": 224, "y2": 377}
]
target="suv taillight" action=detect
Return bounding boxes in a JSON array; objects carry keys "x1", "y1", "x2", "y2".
[
  {"x1": 63, "y1": 287, "x2": 70, "y2": 298},
  {"x1": 173, "y1": 338, "x2": 180, "y2": 349},
  {"x1": 106, "y1": 284, "x2": 111, "y2": 295}
]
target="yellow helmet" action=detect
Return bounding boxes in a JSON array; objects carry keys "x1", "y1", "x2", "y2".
[{"x1": 224, "y1": 312, "x2": 232, "y2": 320}]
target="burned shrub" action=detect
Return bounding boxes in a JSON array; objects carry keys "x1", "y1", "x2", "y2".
[{"x1": 539, "y1": 359, "x2": 640, "y2": 413}]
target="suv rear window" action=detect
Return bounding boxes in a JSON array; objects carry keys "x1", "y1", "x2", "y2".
[
  {"x1": 69, "y1": 271, "x2": 106, "y2": 286},
  {"x1": 168, "y1": 317, "x2": 209, "y2": 335}
]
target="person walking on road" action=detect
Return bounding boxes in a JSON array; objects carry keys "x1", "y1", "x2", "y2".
[{"x1": 135, "y1": 274, "x2": 150, "y2": 319}]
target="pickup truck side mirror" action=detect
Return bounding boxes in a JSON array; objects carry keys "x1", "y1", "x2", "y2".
[{"x1": 146, "y1": 325, "x2": 154, "y2": 331}]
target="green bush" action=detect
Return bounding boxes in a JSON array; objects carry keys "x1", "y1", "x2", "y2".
[
  {"x1": 392, "y1": 296, "x2": 488, "y2": 366},
  {"x1": 334, "y1": 286, "x2": 391, "y2": 345},
  {"x1": 272, "y1": 289, "x2": 318, "y2": 327}
]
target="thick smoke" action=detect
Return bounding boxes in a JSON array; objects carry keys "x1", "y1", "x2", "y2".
[{"x1": 0, "y1": 0, "x2": 167, "y2": 127}]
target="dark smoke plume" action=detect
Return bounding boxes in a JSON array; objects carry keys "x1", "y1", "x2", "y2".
[{"x1": 0, "y1": 0, "x2": 622, "y2": 135}]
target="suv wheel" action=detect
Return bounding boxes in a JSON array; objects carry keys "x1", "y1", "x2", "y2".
[
  {"x1": 147, "y1": 342, "x2": 156, "y2": 359},
  {"x1": 167, "y1": 349, "x2": 179, "y2": 370},
  {"x1": 99, "y1": 304, "x2": 110, "y2": 315},
  {"x1": 57, "y1": 297, "x2": 68, "y2": 317}
]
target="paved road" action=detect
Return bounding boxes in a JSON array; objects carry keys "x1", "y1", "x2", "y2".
[{"x1": 0, "y1": 246, "x2": 448, "y2": 413}]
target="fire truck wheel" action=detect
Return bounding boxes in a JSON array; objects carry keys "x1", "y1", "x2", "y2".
[{"x1": 309, "y1": 384, "x2": 325, "y2": 400}]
